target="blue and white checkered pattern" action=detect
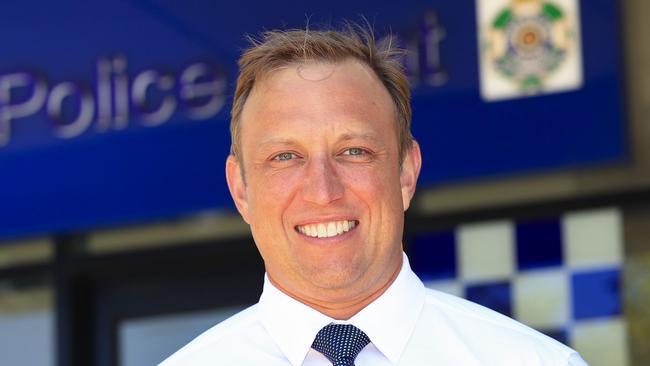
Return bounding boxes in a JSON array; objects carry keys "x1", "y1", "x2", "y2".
[{"x1": 408, "y1": 207, "x2": 627, "y2": 366}]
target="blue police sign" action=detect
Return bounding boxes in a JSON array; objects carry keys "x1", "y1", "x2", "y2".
[{"x1": 0, "y1": 0, "x2": 626, "y2": 240}]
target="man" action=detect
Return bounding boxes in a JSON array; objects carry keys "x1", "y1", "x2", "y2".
[{"x1": 160, "y1": 24, "x2": 588, "y2": 366}]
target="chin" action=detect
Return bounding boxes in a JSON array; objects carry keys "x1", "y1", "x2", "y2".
[{"x1": 301, "y1": 261, "x2": 366, "y2": 291}]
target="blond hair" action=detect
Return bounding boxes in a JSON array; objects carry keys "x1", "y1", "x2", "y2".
[{"x1": 230, "y1": 23, "x2": 413, "y2": 165}]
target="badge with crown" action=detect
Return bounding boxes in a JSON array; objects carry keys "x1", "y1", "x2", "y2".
[{"x1": 477, "y1": 0, "x2": 583, "y2": 101}]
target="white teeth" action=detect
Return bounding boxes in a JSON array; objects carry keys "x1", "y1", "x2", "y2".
[
  {"x1": 297, "y1": 220, "x2": 357, "y2": 238},
  {"x1": 327, "y1": 222, "x2": 336, "y2": 236},
  {"x1": 310, "y1": 225, "x2": 318, "y2": 237},
  {"x1": 317, "y1": 224, "x2": 327, "y2": 238}
]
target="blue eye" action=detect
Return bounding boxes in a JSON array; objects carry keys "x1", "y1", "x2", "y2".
[
  {"x1": 274, "y1": 152, "x2": 296, "y2": 161},
  {"x1": 343, "y1": 148, "x2": 366, "y2": 156}
]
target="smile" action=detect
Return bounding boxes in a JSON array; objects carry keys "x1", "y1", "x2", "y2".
[{"x1": 295, "y1": 220, "x2": 358, "y2": 238}]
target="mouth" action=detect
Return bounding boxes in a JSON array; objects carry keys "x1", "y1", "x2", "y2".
[{"x1": 295, "y1": 220, "x2": 359, "y2": 238}]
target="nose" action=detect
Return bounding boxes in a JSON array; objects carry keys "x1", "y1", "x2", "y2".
[{"x1": 301, "y1": 155, "x2": 344, "y2": 205}]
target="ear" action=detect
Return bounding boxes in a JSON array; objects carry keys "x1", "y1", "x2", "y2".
[
  {"x1": 225, "y1": 155, "x2": 251, "y2": 224},
  {"x1": 400, "y1": 140, "x2": 422, "y2": 211}
]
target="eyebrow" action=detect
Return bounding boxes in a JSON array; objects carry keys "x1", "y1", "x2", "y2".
[
  {"x1": 256, "y1": 131, "x2": 386, "y2": 150},
  {"x1": 337, "y1": 132, "x2": 383, "y2": 144},
  {"x1": 257, "y1": 138, "x2": 301, "y2": 149}
]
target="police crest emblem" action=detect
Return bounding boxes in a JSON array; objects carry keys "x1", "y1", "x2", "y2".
[{"x1": 477, "y1": 0, "x2": 583, "y2": 101}]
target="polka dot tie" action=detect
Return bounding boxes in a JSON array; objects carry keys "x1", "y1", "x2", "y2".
[{"x1": 311, "y1": 324, "x2": 370, "y2": 366}]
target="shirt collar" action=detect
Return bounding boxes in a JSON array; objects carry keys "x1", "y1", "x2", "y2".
[
  {"x1": 258, "y1": 274, "x2": 333, "y2": 366},
  {"x1": 258, "y1": 253, "x2": 426, "y2": 366},
  {"x1": 348, "y1": 254, "x2": 425, "y2": 363}
]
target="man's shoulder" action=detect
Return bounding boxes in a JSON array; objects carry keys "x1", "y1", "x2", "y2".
[
  {"x1": 415, "y1": 288, "x2": 579, "y2": 364},
  {"x1": 158, "y1": 304, "x2": 264, "y2": 366},
  {"x1": 421, "y1": 288, "x2": 532, "y2": 331}
]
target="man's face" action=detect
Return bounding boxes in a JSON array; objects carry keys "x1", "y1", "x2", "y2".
[{"x1": 226, "y1": 60, "x2": 420, "y2": 305}]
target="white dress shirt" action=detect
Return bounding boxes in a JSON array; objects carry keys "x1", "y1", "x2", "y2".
[{"x1": 159, "y1": 253, "x2": 589, "y2": 366}]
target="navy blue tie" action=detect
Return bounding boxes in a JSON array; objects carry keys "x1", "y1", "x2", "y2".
[{"x1": 311, "y1": 324, "x2": 370, "y2": 366}]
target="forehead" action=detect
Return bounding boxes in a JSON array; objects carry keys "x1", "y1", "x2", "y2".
[{"x1": 239, "y1": 60, "x2": 396, "y2": 141}]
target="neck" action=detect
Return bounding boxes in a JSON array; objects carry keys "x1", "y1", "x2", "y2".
[{"x1": 268, "y1": 258, "x2": 403, "y2": 320}]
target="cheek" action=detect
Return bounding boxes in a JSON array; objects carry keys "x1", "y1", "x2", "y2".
[
  {"x1": 247, "y1": 167, "x2": 303, "y2": 219},
  {"x1": 343, "y1": 165, "x2": 403, "y2": 201}
]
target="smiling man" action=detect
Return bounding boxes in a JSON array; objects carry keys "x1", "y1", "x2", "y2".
[{"x1": 160, "y1": 25, "x2": 588, "y2": 366}]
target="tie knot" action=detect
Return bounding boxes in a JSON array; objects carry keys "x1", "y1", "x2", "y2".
[{"x1": 311, "y1": 324, "x2": 370, "y2": 366}]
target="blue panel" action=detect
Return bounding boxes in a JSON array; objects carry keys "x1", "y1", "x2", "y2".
[
  {"x1": 572, "y1": 269, "x2": 621, "y2": 320},
  {"x1": 408, "y1": 230, "x2": 457, "y2": 281},
  {"x1": 466, "y1": 281, "x2": 512, "y2": 317},
  {"x1": 516, "y1": 218, "x2": 563, "y2": 270},
  {"x1": 0, "y1": 0, "x2": 627, "y2": 240}
]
